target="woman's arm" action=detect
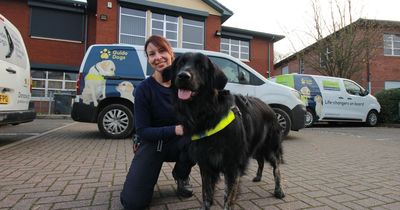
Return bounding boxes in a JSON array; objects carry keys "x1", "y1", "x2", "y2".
[{"x1": 134, "y1": 83, "x2": 176, "y2": 142}]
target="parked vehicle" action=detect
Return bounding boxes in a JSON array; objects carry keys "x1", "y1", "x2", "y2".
[
  {"x1": 71, "y1": 44, "x2": 305, "y2": 138},
  {"x1": 0, "y1": 14, "x2": 36, "y2": 126},
  {"x1": 270, "y1": 74, "x2": 381, "y2": 127}
]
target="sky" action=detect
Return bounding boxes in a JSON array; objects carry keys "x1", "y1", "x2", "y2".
[{"x1": 217, "y1": 0, "x2": 400, "y2": 59}]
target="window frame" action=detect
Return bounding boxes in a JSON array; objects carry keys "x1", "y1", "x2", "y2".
[
  {"x1": 384, "y1": 34, "x2": 400, "y2": 56},
  {"x1": 31, "y1": 70, "x2": 77, "y2": 99},
  {"x1": 220, "y1": 38, "x2": 250, "y2": 61}
]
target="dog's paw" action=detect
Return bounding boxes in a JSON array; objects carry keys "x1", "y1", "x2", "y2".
[
  {"x1": 274, "y1": 188, "x2": 285, "y2": 199},
  {"x1": 252, "y1": 176, "x2": 261, "y2": 182}
]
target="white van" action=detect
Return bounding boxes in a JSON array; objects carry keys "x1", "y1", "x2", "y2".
[
  {"x1": 71, "y1": 44, "x2": 305, "y2": 138},
  {"x1": 270, "y1": 74, "x2": 381, "y2": 127},
  {"x1": 0, "y1": 14, "x2": 36, "y2": 126}
]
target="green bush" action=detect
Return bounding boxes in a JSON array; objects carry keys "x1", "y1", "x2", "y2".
[{"x1": 375, "y1": 88, "x2": 400, "y2": 123}]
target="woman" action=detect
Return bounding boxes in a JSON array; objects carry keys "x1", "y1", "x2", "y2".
[{"x1": 120, "y1": 35, "x2": 194, "y2": 210}]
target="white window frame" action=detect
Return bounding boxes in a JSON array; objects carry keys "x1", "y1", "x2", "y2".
[
  {"x1": 119, "y1": 7, "x2": 147, "y2": 45},
  {"x1": 151, "y1": 13, "x2": 178, "y2": 47},
  {"x1": 384, "y1": 34, "x2": 400, "y2": 56},
  {"x1": 299, "y1": 58, "x2": 304, "y2": 74},
  {"x1": 118, "y1": 7, "x2": 205, "y2": 50},
  {"x1": 182, "y1": 18, "x2": 204, "y2": 49},
  {"x1": 220, "y1": 38, "x2": 249, "y2": 61},
  {"x1": 282, "y1": 66, "x2": 289, "y2": 74},
  {"x1": 31, "y1": 71, "x2": 77, "y2": 100},
  {"x1": 384, "y1": 81, "x2": 400, "y2": 89}
]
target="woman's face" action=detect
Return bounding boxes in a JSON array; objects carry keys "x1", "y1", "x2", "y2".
[{"x1": 146, "y1": 43, "x2": 173, "y2": 73}]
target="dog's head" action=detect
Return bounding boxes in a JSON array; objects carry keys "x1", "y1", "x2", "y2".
[
  {"x1": 96, "y1": 60, "x2": 116, "y2": 76},
  {"x1": 162, "y1": 52, "x2": 228, "y2": 101},
  {"x1": 116, "y1": 81, "x2": 134, "y2": 93}
]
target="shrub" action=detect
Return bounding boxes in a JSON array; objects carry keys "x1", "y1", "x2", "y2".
[{"x1": 375, "y1": 88, "x2": 400, "y2": 123}]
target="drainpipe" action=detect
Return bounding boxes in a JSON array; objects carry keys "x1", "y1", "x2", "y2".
[{"x1": 267, "y1": 43, "x2": 271, "y2": 78}]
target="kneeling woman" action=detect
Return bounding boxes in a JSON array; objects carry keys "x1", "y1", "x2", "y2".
[{"x1": 120, "y1": 35, "x2": 195, "y2": 210}]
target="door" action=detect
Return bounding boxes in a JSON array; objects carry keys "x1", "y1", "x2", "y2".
[
  {"x1": 0, "y1": 17, "x2": 30, "y2": 111},
  {"x1": 317, "y1": 78, "x2": 347, "y2": 119},
  {"x1": 342, "y1": 79, "x2": 369, "y2": 120}
]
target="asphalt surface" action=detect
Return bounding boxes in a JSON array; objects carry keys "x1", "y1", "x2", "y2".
[{"x1": 0, "y1": 120, "x2": 399, "y2": 209}]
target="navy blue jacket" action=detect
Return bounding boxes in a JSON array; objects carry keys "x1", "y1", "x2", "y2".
[{"x1": 134, "y1": 76, "x2": 178, "y2": 142}]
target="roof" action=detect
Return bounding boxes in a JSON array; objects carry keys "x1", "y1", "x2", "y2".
[
  {"x1": 117, "y1": 0, "x2": 233, "y2": 23},
  {"x1": 274, "y1": 18, "x2": 400, "y2": 68},
  {"x1": 221, "y1": 26, "x2": 284, "y2": 42}
]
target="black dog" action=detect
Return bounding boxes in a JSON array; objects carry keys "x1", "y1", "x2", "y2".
[{"x1": 163, "y1": 52, "x2": 285, "y2": 209}]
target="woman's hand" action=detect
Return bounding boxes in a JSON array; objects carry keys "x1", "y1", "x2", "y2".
[{"x1": 175, "y1": 125, "x2": 184, "y2": 136}]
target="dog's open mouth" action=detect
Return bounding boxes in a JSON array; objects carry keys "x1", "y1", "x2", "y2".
[{"x1": 178, "y1": 89, "x2": 196, "y2": 100}]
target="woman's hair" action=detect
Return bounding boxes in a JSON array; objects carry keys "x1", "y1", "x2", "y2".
[{"x1": 144, "y1": 35, "x2": 174, "y2": 60}]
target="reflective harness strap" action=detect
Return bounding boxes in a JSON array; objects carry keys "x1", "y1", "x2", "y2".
[
  {"x1": 191, "y1": 109, "x2": 236, "y2": 141},
  {"x1": 85, "y1": 66, "x2": 105, "y2": 81}
]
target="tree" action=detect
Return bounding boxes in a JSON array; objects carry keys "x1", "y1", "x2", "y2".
[{"x1": 301, "y1": 0, "x2": 382, "y2": 79}]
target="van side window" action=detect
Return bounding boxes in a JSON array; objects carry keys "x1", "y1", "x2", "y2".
[
  {"x1": 344, "y1": 80, "x2": 365, "y2": 96},
  {"x1": 209, "y1": 56, "x2": 263, "y2": 85}
]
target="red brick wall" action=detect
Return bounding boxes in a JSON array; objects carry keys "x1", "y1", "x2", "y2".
[
  {"x1": 0, "y1": 0, "x2": 85, "y2": 67},
  {"x1": 94, "y1": 0, "x2": 118, "y2": 44},
  {"x1": 204, "y1": 15, "x2": 221, "y2": 51},
  {"x1": 245, "y1": 38, "x2": 270, "y2": 78}
]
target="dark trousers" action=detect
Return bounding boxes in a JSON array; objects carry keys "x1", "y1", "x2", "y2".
[{"x1": 120, "y1": 138, "x2": 193, "y2": 210}]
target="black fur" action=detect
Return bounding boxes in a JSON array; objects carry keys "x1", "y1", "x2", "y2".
[{"x1": 164, "y1": 52, "x2": 285, "y2": 210}]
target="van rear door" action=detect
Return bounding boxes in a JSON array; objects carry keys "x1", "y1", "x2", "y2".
[{"x1": 0, "y1": 15, "x2": 30, "y2": 111}]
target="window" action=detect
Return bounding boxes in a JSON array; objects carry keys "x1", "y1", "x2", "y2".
[
  {"x1": 31, "y1": 70, "x2": 77, "y2": 99},
  {"x1": 299, "y1": 59, "x2": 304, "y2": 74},
  {"x1": 182, "y1": 19, "x2": 204, "y2": 49},
  {"x1": 384, "y1": 81, "x2": 400, "y2": 89},
  {"x1": 29, "y1": 6, "x2": 84, "y2": 42},
  {"x1": 320, "y1": 47, "x2": 332, "y2": 68},
  {"x1": 343, "y1": 80, "x2": 365, "y2": 96},
  {"x1": 220, "y1": 38, "x2": 249, "y2": 61},
  {"x1": 119, "y1": 8, "x2": 146, "y2": 45},
  {"x1": 282, "y1": 66, "x2": 289, "y2": 74},
  {"x1": 209, "y1": 56, "x2": 263, "y2": 85},
  {"x1": 384, "y1": 34, "x2": 400, "y2": 56},
  {"x1": 151, "y1": 13, "x2": 178, "y2": 47},
  {"x1": 119, "y1": 8, "x2": 205, "y2": 50}
]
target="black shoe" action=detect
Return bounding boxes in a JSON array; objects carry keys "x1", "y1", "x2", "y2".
[{"x1": 176, "y1": 178, "x2": 193, "y2": 198}]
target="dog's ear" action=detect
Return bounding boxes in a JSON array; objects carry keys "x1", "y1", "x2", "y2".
[
  {"x1": 162, "y1": 55, "x2": 182, "y2": 82},
  {"x1": 211, "y1": 62, "x2": 228, "y2": 90},
  {"x1": 162, "y1": 65, "x2": 173, "y2": 82}
]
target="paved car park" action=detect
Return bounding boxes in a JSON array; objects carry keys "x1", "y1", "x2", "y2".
[{"x1": 0, "y1": 120, "x2": 399, "y2": 210}]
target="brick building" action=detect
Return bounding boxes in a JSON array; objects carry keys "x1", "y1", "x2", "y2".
[
  {"x1": 274, "y1": 19, "x2": 400, "y2": 95},
  {"x1": 0, "y1": 0, "x2": 283, "y2": 114}
]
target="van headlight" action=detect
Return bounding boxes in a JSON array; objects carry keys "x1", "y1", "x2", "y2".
[{"x1": 291, "y1": 89, "x2": 301, "y2": 100}]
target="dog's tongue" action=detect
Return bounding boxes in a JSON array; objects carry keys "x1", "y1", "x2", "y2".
[{"x1": 178, "y1": 89, "x2": 192, "y2": 100}]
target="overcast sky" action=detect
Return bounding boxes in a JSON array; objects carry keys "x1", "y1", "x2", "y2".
[{"x1": 217, "y1": 0, "x2": 400, "y2": 58}]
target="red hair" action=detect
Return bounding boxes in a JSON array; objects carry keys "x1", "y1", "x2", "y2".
[{"x1": 144, "y1": 35, "x2": 174, "y2": 60}]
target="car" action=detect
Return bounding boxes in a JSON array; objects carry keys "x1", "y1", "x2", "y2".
[
  {"x1": 71, "y1": 44, "x2": 305, "y2": 138},
  {"x1": 0, "y1": 14, "x2": 36, "y2": 126},
  {"x1": 270, "y1": 74, "x2": 381, "y2": 127}
]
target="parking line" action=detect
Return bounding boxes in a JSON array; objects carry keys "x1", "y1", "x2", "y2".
[{"x1": 0, "y1": 122, "x2": 77, "y2": 151}]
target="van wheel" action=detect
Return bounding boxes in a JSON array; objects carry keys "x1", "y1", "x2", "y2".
[
  {"x1": 273, "y1": 108, "x2": 291, "y2": 138},
  {"x1": 97, "y1": 104, "x2": 134, "y2": 139},
  {"x1": 304, "y1": 109, "x2": 315, "y2": 127},
  {"x1": 366, "y1": 110, "x2": 378, "y2": 127}
]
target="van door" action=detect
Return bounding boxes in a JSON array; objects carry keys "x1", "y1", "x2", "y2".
[
  {"x1": 342, "y1": 79, "x2": 369, "y2": 120},
  {"x1": 317, "y1": 78, "x2": 348, "y2": 119},
  {"x1": 0, "y1": 17, "x2": 30, "y2": 111}
]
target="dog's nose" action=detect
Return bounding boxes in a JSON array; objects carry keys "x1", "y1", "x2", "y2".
[{"x1": 177, "y1": 71, "x2": 191, "y2": 80}]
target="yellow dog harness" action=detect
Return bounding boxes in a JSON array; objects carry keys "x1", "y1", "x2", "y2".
[{"x1": 191, "y1": 110, "x2": 236, "y2": 141}]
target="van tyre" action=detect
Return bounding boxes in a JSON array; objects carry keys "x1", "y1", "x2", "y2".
[
  {"x1": 98, "y1": 104, "x2": 134, "y2": 139},
  {"x1": 366, "y1": 110, "x2": 378, "y2": 127},
  {"x1": 305, "y1": 109, "x2": 316, "y2": 127},
  {"x1": 273, "y1": 108, "x2": 291, "y2": 138}
]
